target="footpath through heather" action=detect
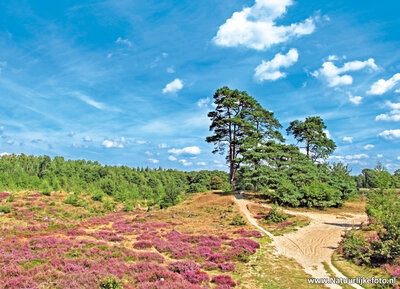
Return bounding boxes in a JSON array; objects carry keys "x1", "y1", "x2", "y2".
[{"x1": 234, "y1": 194, "x2": 367, "y2": 289}]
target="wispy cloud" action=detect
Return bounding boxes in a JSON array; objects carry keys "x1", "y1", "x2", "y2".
[{"x1": 115, "y1": 37, "x2": 132, "y2": 47}]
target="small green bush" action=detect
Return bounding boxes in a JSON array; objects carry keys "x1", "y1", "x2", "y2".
[
  {"x1": 0, "y1": 205, "x2": 12, "y2": 214},
  {"x1": 6, "y1": 193, "x2": 15, "y2": 202},
  {"x1": 230, "y1": 215, "x2": 247, "y2": 226},
  {"x1": 265, "y1": 205, "x2": 288, "y2": 223},
  {"x1": 99, "y1": 275, "x2": 121, "y2": 289},
  {"x1": 123, "y1": 202, "x2": 133, "y2": 212},
  {"x1": 91, "y1": 191, "x2": 104, "y2": 202},
  {"x1": 103, "y1": 199, "x2": 116, "y2": 211}
]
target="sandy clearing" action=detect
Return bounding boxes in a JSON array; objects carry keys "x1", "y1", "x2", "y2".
[{"x1": 234, "y1": 194, "x2": 367, "y2": 289}]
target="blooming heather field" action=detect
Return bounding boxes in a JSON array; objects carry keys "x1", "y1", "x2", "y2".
[{"x1": 0, "y1": 191, "x2": 268, "y2": 289}]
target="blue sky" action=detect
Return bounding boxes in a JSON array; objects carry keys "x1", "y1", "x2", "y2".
[{"x1": 0, "y1": 0, "x2": 399, "y2": 174}]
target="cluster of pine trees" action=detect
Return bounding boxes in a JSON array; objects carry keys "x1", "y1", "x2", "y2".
[
  {"x1": 0, "y1": 154, "x2": 229, "y2": 207},
  {"x1": 353, "y1": 163, "x2": 400, "y2": 189},
  {"x1": 206, "y1": 87, "x2": 356, "y2": 208}
]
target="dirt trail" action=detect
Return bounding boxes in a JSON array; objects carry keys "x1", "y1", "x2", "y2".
[{"x1": 234, "y1": 195, "x2": 367, "y2": 289}]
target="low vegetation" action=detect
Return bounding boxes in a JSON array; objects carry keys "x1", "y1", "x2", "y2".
[{"x1": 336, "y1": 187, "x2": 400, "y2": 287}]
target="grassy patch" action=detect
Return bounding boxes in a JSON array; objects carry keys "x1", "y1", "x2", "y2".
[{"x1": 332, "y1": 252, "x2": 388, "y2": 289}]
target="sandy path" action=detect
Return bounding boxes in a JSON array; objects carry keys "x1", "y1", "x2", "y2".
[{"x1": 234, "y1": 194, "x2": 367, "y2": 289}]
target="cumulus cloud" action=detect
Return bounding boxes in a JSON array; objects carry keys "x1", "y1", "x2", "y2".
[
  {"x1": 343, "y1": 136, "x2": 353, "y2": 143},
  {"x1": 158, "y1": 143, "x2": 169, "y2": 149},
  {"x1": 102, "y1": 139, "x2": 124, "y2": 148},
  {"x1": 145, "y1": 151, "x2": 153, "y2": 156},
  {"x1": 213, "y1": 0, "x2": 315, "y2": 50},
  {"x1": 168, "y1": 146, "x2": 201, "y2": 155},
  {"x1": 364, "y1": 144, "x2": 375, "y2": 150},
  {"x1": 0, "y1": 152, "x2": 10, "y2": 157},
  {"x1": 312, "y1": 58, "x2": 378, "y2": 87},
  {"x1": 162, "y1": 78, "x2": 183, "y2": 94},
  {"x1": 376, "y1": 101, "x2": 400, "y2": 122},
  {"x1": 378, "y1": 129, "x2": 400, "y2": 140},
  {"x1": 254, "y1": 48, "x2": 298, "y2": 81},
  {"x1": 367, "y1": 73, "x2": 400, "y2": 95},
  {"x1": 197, "y1": 162, "x2": 207, "y2": 166},
  {"x1": 115, "y1": 37, "x2": 132, "y2": 46},
  {"x1": 136, "y1": 140, "x2": 147, "y2": 144},
  {"x1": 376, "y1": 113, "x2": 400, "y2": 122},
  {"x1": 197, "y1": 98, "x2": 211, "y2": 108},
  {"x1": 345, "y1": 154, "x2": 369, "y2": 160},
  {"x1": 347, "y1": 92, "x2": 363, "y2": 105},
  {"x1": 148, "y1": 158, "x2": 159, "y2": 164},
  {"x1": 377, "y1": 154, "x2": 383, "y2": 158},
  {"x1": 167, "y1": 66, "x2": 175, "y2": 74},
  {"x1": 168, "y1": 155, "x2": 177, "y2": 161},
  {"x1": 83, "y1": 136, "x2": 92, "y2": 142}
]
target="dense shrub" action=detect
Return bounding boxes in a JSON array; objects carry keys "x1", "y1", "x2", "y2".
[
  {"x1": 100, "y1": 275, "x2": 121, "y2": 289},
  {"x1": 265, "y1": 206, "x2": 287, "y2": 223},
  {"x1": 229, "y1": 216, "x2": 246, "y2": 226}
]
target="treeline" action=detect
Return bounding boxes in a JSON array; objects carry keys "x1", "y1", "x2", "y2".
[
  {"x1": 353, "y1": 163, "x2": 400, "y2": 189},
  {"x1": 206, "y1": 87, "x2": 355, "y2": 208},
  {"x1": 0, "y1": 154, "x2": 229, "y2": 207}
]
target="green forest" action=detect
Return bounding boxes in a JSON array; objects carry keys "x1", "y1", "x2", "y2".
[{"x1": 0, "y1": 154, "x2": 229, "y2": 208}]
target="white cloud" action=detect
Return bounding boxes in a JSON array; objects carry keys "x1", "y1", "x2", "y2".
[
  {"x1": 168, "y1": 146, "x2": 201, "y2": 155},
  {"x1": 102, "y1": 139, "x2": 124, "y2": 148},
  {"x1": 83, "y1": 136, "x2": 92, "y2": 142},
  {"x1": 386, "y1": 101, "x2": 400, "y2": 110},
  {"x1": 347, "y1": 92, "x2": 363, "y2": 105},
  {"x1": 323, "y1": 130, "x2": 332, "y2": 139},
  {"x1": 378, "y1": 129, "x2": 400, "y2": 140},
  {"x1": 167, "y1": 66, "x2": 175, "y2": 73},
  {"x1": 364, "y1": 144, "x2": 375, "y2": 150},
  {"x1": 213, "y1": 0, "x2": 315, "y2": 50},
  {"x1": 396, "y1": 89, "x2": 400, "y2": 93},
  {"x1": 136, "y1": 140, "x2": 147, "y2": 144},
  {"x1": 148, "y1": 158, "x2": 159, "y2": 164},
  {"x1": 397, "y1": 156, "x2": 400, "y2": 161},
  {"x1": 367, "y1": 73, "x2": 400, "y2": 95},
  {"x1": 145, "y1": 151, "x2": 153, "y2": 156},
  {"x1": 377, "y1": 154, "x2": 383, "y2": 158},
  {"x1": 376, "y1": 113, "x2": 400, "y2": 122},
  {"x1": 197, "y1": 97, "x2": 211, "y2": 108},
  {"x1": 158, "y1": 143, "x2": 169, "y2": 149},
  {"x1": 376, "y1": 101, "x2": 400, "y2": 121},
  {"x1": 168, "y1": 155, "x2": 177, "y2": 161},
  {"x1": 0, "y1": 152, "x2": 10, "y2": 157},
  {"x1": 179, "y1": 159, "x2": 192, "y2": 166},
  {"x1": 254, "y1": 48, "x2": 298, "y2": 81},
  {"x1": 76, "y1": 92, "x2": 106, "y2": 110},
  {"x1": 115, "y1": 37, "x2": 132, "y2": 47},
  {"x1": 313, "y1": 58, "x2": 378, "y2": 87},
  {"x1": 345, "y1": 154, "x2": 369, "y2": 160},
  {"x1": 162, "y1": 78, "x2": 183, "y2": 94},
  {"x1": 197, "y1": 162, "x2": 207, "y2": 166},
  {"x1": 343, "y1": 136, "x2": 353, "y2": 143},
  {"x1": 327, "y1": 55, "x2": 338, "y2": 61}
]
